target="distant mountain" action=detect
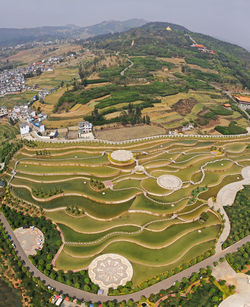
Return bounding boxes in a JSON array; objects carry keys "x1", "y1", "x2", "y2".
[
  {"x1": 78, "y1": 19, "x2": 148, "y2": 39},
  {"x1": 0, "y1": 19, "x2": 147, "y2": 46}
]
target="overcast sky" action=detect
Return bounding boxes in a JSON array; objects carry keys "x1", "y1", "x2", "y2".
[{"x1": 1, "y1": 0, "x2": 250, "y2": 50}]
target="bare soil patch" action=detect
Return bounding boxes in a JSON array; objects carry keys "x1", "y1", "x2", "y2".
[
  {"x1": 95, "y1": 125, "x2": 166, "y2": 141},
  {"x1": 171, "y1": 98, "x2": 197, "y2": 116}
]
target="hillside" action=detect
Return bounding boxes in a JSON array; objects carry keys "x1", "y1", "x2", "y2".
[
  {"x1": 83, "y1": 22, "x2": 250, "y2": 89},
  {"x1": 2, "y1": 21, "x2": 249, "y2": 137},
  {"x1": 0, "y1": 19, "x2": 147, "y2": 46},
  {"x1": 86, "y1": 22, "x2": 250, "y2": 60}
]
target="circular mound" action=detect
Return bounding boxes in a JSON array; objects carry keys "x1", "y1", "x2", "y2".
[
  {"x1": 134, "y1": 165, "x2": 145, "y2": 173},
  {"x1": 14, "y1": 226, "x2": 44, "y2": 256},
  {"x1": 157, "y1": 175, "x2": 182, "y2": 190},
  {"x1": 88, "y1": 254, "x2": 133, "y2": 290},
  {"x1": 110, "y1": 150, "x2": 134, "y2": 163}
]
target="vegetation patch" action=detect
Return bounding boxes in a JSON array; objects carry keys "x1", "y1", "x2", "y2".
[{"x1": 223, "y1": 186, "x2": 250, "y2": 248}]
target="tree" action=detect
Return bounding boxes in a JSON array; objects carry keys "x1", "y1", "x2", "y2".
[
  {"x1": 145, "y1": 115, "x2": 151, "y2": 125},
  {"x1": 212, "y1": 296, "x2": 219, "y2": 302}
]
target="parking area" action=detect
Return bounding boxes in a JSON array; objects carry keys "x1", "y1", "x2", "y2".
[{"x1": 13, "y1": 226, "x2": 44, "y2": 256}]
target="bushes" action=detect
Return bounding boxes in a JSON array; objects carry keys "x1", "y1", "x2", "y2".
[
  {"x1": 32, "y1": 186, "x2": 63, "y2": 198},
  {"x1": 211, "y1": 105, "x2": 233, "y2": 116},
  {"x1": 0, "y1": 141, "x2": 23, "y2": 172},
  {"x1": 85, "y1": 79, "x2": 108, "y2": 84},
  {"x1": 1, "y1": 205, "x2": 99, "y2": 294},
  {"x1": 53, "y1": 84, "x2": 116, "y2": 113},
  {"x1": 215, "y1": 121, "x2": 247, "y2": 135},
  {"x1": 186, "y1": 57, "x2": 214, "y2": 69},
  {"x1": 226, "y1": 243, "x2": 250, "y2": 272},
  {"x1": 188, "y1": 68, "x2": 221, "y2": 83},
  {"x1": 145, "y1": 269, "x2": 227, "y2": 306},
  {"x1": 0, "y1": 221, "x2": 53, "y2": 306}
]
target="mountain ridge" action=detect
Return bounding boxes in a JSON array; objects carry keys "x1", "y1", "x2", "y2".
[{"x1": 0, "y1": 19, "x2": 147, "y2": 46}]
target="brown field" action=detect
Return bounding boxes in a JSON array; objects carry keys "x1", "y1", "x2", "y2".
[
  {"x1": 186, "y1": 64, "x2": 218, "y2": 74},
  {"x1": 7, "y1": 44, "x2": 83, "y2": 65},
  {"x1": 95, "y1": 124, "x2": 166, "y2": 141}
]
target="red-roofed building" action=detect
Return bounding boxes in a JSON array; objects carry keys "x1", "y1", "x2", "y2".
[
  {"x1": 194, "y1": 44, "x2": 206, "y2": 49},
  {"x1": 234, "y1": 96, "x2": 250, "y2": 110}
]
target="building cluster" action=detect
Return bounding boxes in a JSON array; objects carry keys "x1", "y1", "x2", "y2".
[
  {"x1": 9, "y1": 104, "x2": 47, "y2": 136},
  {"x1": 0, "y1": 103, "x2": 47, "y2": 136},
  {"x1": 0, "y1": 68, "x2": 26, "y2": 95},
  {"x1": 0, "y1": 56, "x2": 64, "y2": 97},
  {"x1": 191, "y1": 43, "x2": 216, "y2": 55},
  {"x1": 0, "y1": 106, "x2": 8, "y2": 118},
  {"x1": 168, "y1": 123, "x2": 195, "y2": 136}
]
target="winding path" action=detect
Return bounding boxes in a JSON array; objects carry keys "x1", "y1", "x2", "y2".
[
  {"x1": 120, "y1": 58, "x2": 134, "y2": 76},
  {"x1": 212, "y1": 166, "x2": 250, "y2": 253},
  {"x1": 1, "y1": 212, "x2": 249, "y2": 303}
]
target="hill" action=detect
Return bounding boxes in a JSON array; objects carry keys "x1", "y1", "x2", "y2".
[
  {"x1": 84, "y1": 22, "x2": 250, "y2": 89},
  {"x1": 0, "y1": 19, "x2": 147, "y2": 46}
]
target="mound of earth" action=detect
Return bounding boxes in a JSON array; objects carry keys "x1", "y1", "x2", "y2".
[{"x1": 172, "y1": 98, "x2": 197, "y2": 116}]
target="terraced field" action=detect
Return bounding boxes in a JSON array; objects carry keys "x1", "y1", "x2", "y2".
[{"x1": 8, "y1": 136, "x2": 250, "y2": 285}]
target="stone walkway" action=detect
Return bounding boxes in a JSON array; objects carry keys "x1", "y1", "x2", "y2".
[
  {"x1": 212, "y1": 262, "x2": 250, "y2": 307},
  {"x1": 212, "y1": 166, "x2": 250, "y2": 253}
]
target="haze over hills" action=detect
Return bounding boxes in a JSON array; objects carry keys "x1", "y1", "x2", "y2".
[{"x1": 0, "y1": 19, "x2": 147, "y2": 46}]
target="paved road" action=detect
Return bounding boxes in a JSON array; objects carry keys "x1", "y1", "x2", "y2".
[
  {"x1": 1, "y1": 212, "x2": 249, "y2": 303},
  {"x1": 120, "y1": 59, "x2": 134, "y2": 76}
]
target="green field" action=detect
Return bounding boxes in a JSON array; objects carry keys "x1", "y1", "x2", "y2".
[{"x1": 8, "y1": 136, "x2": 250, "y2": 286}]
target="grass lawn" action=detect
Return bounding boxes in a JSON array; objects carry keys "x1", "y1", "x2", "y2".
[
  {"x1": 141, "y1": 177, "x2": 171, "y2": 195},
  {"x1": 13, "y1": 176, "x2": 139, "y2": 202},
  {"x1": 60, "y1": 223, "x2": 140, "y2": 243},
  {"x1": 63, "y1": 224, "x2": 219, "y2": 264},
  {"x1": 131, "y1": 194, "x2": 187, "y2": 214},
  {"x1": 113, "y1": 179, "x2": 142, "y2": 190},
  {"x1": 46, "y1": 210, "x2": 162, "y2": 232},
  {"x1": 12, "y1": 187, "x2": 134, "y2": 217},
  {"x1": 224, "y1": 142, "x2": 247, "y2": 152},
  {"x1": 199, "y1": 174, "x2": 243, "y2": 200},
  {"x1": 16, "y1": 163, "x2": 119, "y2": 177},
  {"x1": 131, "y1": 240, "x2": 215, "y2": 285}
]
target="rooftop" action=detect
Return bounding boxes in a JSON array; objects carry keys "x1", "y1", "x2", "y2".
[{"x1": 234, "y1": 96, "x2": 250, "y2": 103}]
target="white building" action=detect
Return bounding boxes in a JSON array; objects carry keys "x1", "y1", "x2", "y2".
[
  {"x1": 39, "y1": 124, "x2": 45, "y2": 133},
  {"x1": 19, "y1": 122, "x2": 30, "y2": 136},
  {"x1": 0, "y1": 106, "x2": 8, "y2": 117},
  {"x1": 182, "y1": 123, "x2": 194, "y2": 132},
  {"x1": 49, "y1": 130, "x2": 58, "y2": 139},
  {"x1": 78, "y1": 121, "x2": 93, "y2": 137}
]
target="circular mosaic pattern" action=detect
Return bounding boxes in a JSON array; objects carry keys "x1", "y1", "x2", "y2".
[
  {"x1": 88, "y1": 254, "x2": 133, "y2": 290},
  {"x1": 110, "y1": 150, "x2": 134, "y2": 162},
  {"x1": 157, "y1": 175, "x2": 182, "y2": 190}
]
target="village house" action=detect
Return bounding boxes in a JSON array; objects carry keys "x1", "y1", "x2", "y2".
[
  {"x1": 49, "y1": 130, "x2": 58, "y2": 139},
  {"x1": 234, "y1": 96, "x2": 250, "y2": 110},
  {"x1": 19, "y1": 122, "x2": 30, "y2": 136},
  {"x1": 78, "y1": 121, "x2": 93, "y2": 137},
  {"x1": 0, "y1": 106, "x2": 8, "y2": 118},
  {"x1": 182, "y1": 123, "x2": 194, "y2": 132}
]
